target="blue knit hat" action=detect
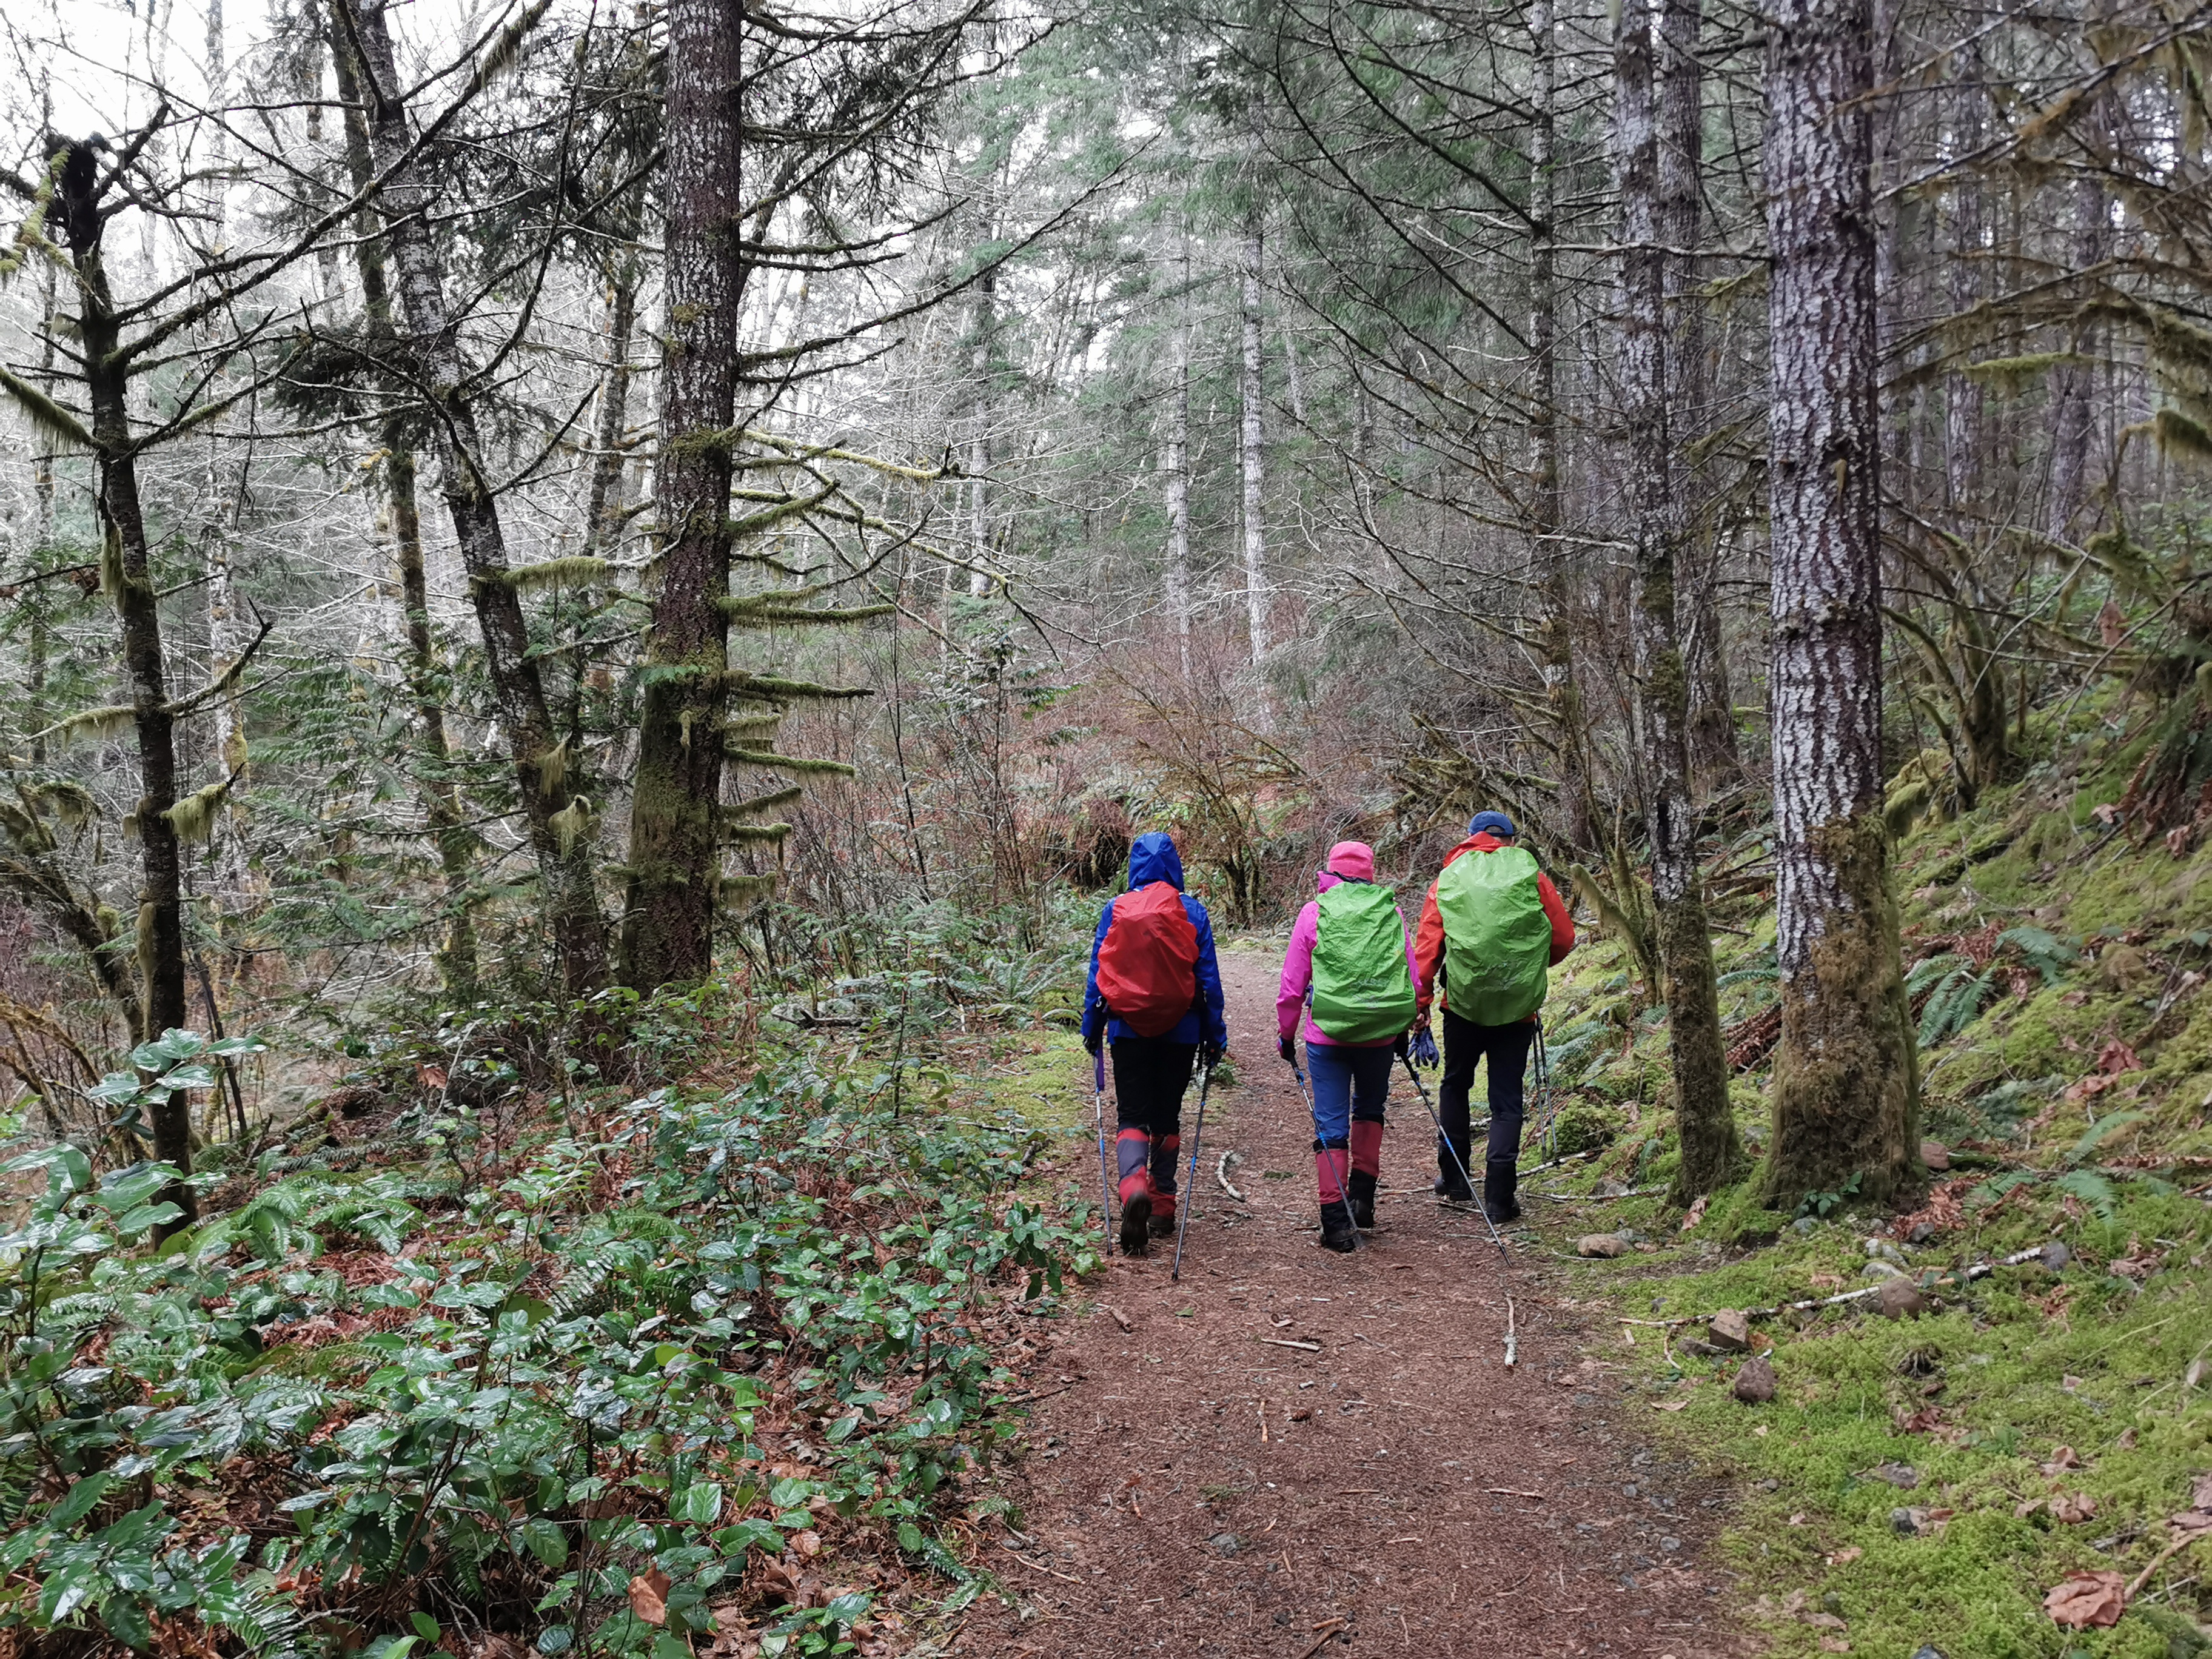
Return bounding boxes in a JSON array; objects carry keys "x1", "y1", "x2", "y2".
[{"x1": 1468, "y1": 810, "x2": 1517, "y2": 839}]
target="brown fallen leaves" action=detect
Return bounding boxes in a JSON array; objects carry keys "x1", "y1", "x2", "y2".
[
  {"x1": 2044, "y1": 1570, "x2": 2126, "y2": 1628},
  {"x1": 628, "y1": 1567, "x2": 672, "y2": 1626}
]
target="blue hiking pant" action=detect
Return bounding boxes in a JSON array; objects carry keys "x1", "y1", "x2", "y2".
[{"x1": 1302, "y1": 1041, "x2": 1392, "y2": 1150}]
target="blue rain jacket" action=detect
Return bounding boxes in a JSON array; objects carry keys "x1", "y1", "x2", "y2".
[{"x1": 1080, "y1": 831, "x2": 1228, "y2": 1048}]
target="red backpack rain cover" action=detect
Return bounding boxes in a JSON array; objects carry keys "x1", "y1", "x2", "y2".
[{"x1": 1096, "y1": 881, "x2": 1201, "y2": 1037}]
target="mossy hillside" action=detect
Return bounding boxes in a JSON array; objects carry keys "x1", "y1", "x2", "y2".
[{"x1": 1521, "y1": 704, "x2": 2212, "y2": 1652}]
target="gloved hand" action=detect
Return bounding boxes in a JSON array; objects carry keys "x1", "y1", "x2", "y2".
[
  {"x1": 1412, "y1": 1027, "x2": 1440, "y2": 1069},
  {"x1": 1083, "y1": 1028, "x2": 1102, "y2": 1057},
  {"x1": 1201, "y1": 1040, "x2": 1225, "y2": 1071},
  {"x1": 1278, "y1": 1034, "x2": 1296, "y2": 1065}
]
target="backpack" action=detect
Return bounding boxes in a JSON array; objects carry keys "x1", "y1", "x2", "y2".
[
  {"x1": 1096, "y1": 881, "x2": 1200, "y2": 1037},
  {"x1": 1435, "y1": 845, "x2": 1552, "y2": 1025},
  {"x1": 1309, "y1": 882, "x2": 1416, "y2": 1043}
]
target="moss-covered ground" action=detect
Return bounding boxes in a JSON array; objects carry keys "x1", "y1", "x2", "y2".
[{"x1": 1516, "y1": 701, "x2": 2212, "y2": 1656}]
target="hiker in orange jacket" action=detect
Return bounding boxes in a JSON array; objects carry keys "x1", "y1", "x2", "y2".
[{"x1": 1411, "y1": 811, "x2": 1575, "y2": 1221}]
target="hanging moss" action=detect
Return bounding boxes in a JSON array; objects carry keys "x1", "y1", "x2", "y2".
[
  {"x1": 163, "y1": 777, "x2": 235, "y2": 844},
  {"x1": 32, "y1": 780, "x2": 95, "y2": 828},
  {"x1": 2154, "y1": 407, "x2": 2212, "y2": 465},
  {"x1": 535, "y1": 738, "x2": 569, "y2": 798},
  {"x1": 720, "y1": 744, "x2": 856, "y2": 776},
  {"x1": 50, "y1": 705, "x2": 136, "y2": 749},
  {"x1": 723, "y1": 820, "x2": 793, "y2": 843},
  {"x1": 548, "y1": 796, "x2": 594, "y2": 854},
  {"x1": 486, "y1": 556, "x2": 610, "y2": 592},
  {"x1": 729, "y1": 785, "x2": 803, "y2": 817}
]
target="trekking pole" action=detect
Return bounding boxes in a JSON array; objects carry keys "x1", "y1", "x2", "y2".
[
  {"x1": 1287, "y1": 1054, "x2": 1362, "y2": 1250},
  {"x1": 1170, "y1": 1057, "x2": 1215, "y2": 1282},
  {"x1": 1530, "y1": 1024, "x2": 1560, "y2": 1160},
  {"x1": 1396, "y1": 1050, "x2": 1510, "y2": 1265},
  {"x1": 1094, "y1": 1048, "x2": 1114, "y2": 1257}
]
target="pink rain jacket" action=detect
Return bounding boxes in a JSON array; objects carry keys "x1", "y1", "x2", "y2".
[{"x1": 1276, "y1": 841, "x2": 1421, "y2": 1048}]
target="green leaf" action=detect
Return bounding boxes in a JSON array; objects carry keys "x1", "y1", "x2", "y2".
[
  {"x1": 897, "y1": 1521, "x2": 924, "y2": 1553},
  {"x1": 112, "y1": 1202, "x2": 182, "y2": 1236},
  {"x1": 674, "y1": 1482, "x2": 723, "y2": 1526},
  {"x1": 410, "y1": 1614, "x2": 441, "y2": 1642},
  {"x1": 50, "y1": 1471, "x2": 112, "y2": 1527},
  {"x1": 520, "y1": 1520, "x2": 569, "y2": 1568},
  {"x1": 102, "y1": 1594, "x2": 152, "y2": 1651}
]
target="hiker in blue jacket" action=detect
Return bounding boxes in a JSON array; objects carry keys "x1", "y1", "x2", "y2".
[{"x1": 1081, "y1": 831, "x2": 1228, "y2": 1255}]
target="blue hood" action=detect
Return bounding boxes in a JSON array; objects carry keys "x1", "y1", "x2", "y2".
[{"x1": 1127, "y1": 831, "x2": 1185, "y2": 891}]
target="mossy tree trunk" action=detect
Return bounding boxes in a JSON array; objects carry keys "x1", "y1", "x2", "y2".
[
  {"x1": 61, "y1": 162, "x2": 194, "y2": 1229},
  {"x1": 1615, "y1": 4, "x2": 1740, "y2": 1201},
  {"x1": 619, "y1": 0, "x2": 744, "y2": 990},
  {"x1": 330, "y1": 20, "x2": 478, "y2": 1000},
  {"x1": 1657, "y1": 0, "x2": 1735, "y2": 787},
  {"x1": 1758, "y1": 0, "x2": 1920, "y2": 1208},
  {"x1": 1528, "y1": 0, "x2": 1592, "y2": 856},
  {"x1": 343, "y1": 0, "x2": 606, "y2": 996}
]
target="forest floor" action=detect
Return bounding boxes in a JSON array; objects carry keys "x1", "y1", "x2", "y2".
[{"x1": 960, "y1": 949, "x2": 1745, "y2": 1658}]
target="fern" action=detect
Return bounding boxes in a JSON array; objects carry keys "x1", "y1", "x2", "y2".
[
  {"x1": 1918, "y1": 965, "x2": 1996, "y2": 1045},
  {"x1": 1905, "y1": 952, "x2": 1968, "y2": 996},
  {"x1": 1995, "y1": 925, "x2": 2079, "y2": 986},
  {"x1": 2053, "y1": 1168, "x2": 2118, "y2": 1217},
  {"x1": 1714, "y1": 967, "x2": 1780, "y2": 990},
  {"x1": 2068, "y1": 1109, "x2": 2145, "y2": 1163}
]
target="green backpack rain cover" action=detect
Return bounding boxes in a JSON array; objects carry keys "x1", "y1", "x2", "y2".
[
  {"x1": 1309, "y1": 882, "x2": 1418, "y2": 1044},
  {"x1": 1435, "y1": 845, "x2": 1552, "y2": 1025}
]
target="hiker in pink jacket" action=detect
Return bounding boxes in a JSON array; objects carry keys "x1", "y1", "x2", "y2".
[{"x1": 1277, "y1": 841, "x2": 1421, "y2": 1252}]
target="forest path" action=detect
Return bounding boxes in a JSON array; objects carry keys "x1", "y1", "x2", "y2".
[{"x1": 960, "y1": 948, "x2": 1740, "y2": 1658}]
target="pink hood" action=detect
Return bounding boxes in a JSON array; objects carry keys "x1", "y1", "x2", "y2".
[{"x1": 1278, "y1": 842, "x2": 1416, "y2": 1047}]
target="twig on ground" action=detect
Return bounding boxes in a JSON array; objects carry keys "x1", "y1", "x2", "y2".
[
  {"x1": 993, "y1": 1540, "x2": 1084, "y2": 1583},
  {"x1": 1260, "y1": 1337, "x2": 1322, "y2": 1352},
  {"x1": 1218, "y1": 1150, "x2": 1245, "y2": 1201},
  {"x1": 1295, "y1": 1620, "x2": 1348, "y2": 1659},
  {"x1": 1504, "y1": 1296, "x2": 1517, "y2": 1368},
  {"x1": 1487, "y1": 1487, "x2": 1543, "y2": 1498},
  {"x1": 1617, "y1": 1244, "x2": 2050, "y2": 1330},
  {"x1": 1104, "y1": 1304, "x2": 1131, "y2": 1332}
]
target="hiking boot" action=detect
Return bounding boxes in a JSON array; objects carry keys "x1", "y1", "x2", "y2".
[
  {"x1": 1119, "y1": 1190, "x2": 1152, "y2": 1256},
  {"x1": 1433, "y1": 1174, "x2": 1475, "y2": 1204},
  {"x1": 1147, "y1": 1210, "x2": 1176, "y2": 1239},
  {"x1": 1484, "y1": 1161, "x2": 1520, "y2": 1223},
  {"x1": 1347, "y1": 1169, "x2": 1377, "y2": 1230},
  {"x1": 1318, "y1": 1200, "x2": 1357, "y2": 1253}
]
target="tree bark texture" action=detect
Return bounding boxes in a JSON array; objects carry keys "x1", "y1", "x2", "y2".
[
  {"x1": 1760, "y1": 0, "x2": 1920, "y2": 1207},
  {"x1": 332, "y1": 17, "x2": 480, "y2": 997},
  {"x1": 64, "y1": 179, "x2": 194, "y2": 1225},
  {"x1": 1164, "y1": 307, "x2": 1192, "y2": 680},
  {"x1": 1239, "y1": 226, "x2": 1269, "y2": 663},
  {"x1": 619, "y1": 0, "x2": 743, "y2": 990},
  {"x1": 1529, "y1": 0, "x2": 1591, "y2": 854},
  {"x1": 343, "y1": 0, "x2": 606, "y2": 995},
  {"x1": 1945, "y1": 42, "x2": 1985, "y2": 514},
  {"x1": 583, "y1": 270, "x2": 639, "y2": 558},
  {"x1": 1657, "y1": 0, "x2": 1735, "y2": 781},
  {"x1": 1615, "y1": 7, "x2": 1738, "y2": 1201},
  {"x1": 2048, "y1": 168, "x2": 2110, "y2": 541}
]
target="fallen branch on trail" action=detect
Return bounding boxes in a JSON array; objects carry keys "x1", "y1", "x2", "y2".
[
  {"x1": 1295, "y1": 1620, "x2": 1349, "y2": 1659},
  {"x1": 1617, "y1": 1243, "x2": 2051, "y2": 1330},
  {"x1": 1259, "y1": 1336, "x2": 1323, "y2": 1352},
  {"x1": 1504, "y1": 1295, "x2": 1518, "y2": 1368},
  {"x1": 1535, "y1": 1184, "x2": 1666, "y2": 1202},
  {"x1": 1218, "y1": 1150, "x2": 1245, "y2": 1201}
]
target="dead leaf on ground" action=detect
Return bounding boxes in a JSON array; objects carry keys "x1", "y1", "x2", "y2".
[
  {"x1": 2042, "y1": 1446, "x2": 2085, "y2": 1474},
  {"x1": 2049, "y1": 1492, "x2": 2099, "y2": 1524},
  {"x1": 2043, "y1": 1571, "x2": 2127, "y2": 1629},
  {"x1": 2095, "y1": 1039, "x2": 2142, "y2": 1076},
  {"x1": 628, "y1": 1569, "x2": 672, "y2": 1626}
]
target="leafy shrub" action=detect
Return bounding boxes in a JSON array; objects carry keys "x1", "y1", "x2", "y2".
[{"x1": 1, "y1": 1049, "x2": 1095, "y2": 1658}]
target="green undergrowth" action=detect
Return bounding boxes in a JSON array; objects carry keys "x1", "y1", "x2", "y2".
[
  {"x1": 1522, "y1": 701, "x2": 2212, "y2": 1652},
  {"x1": 0, "y1": 986, "x2": 1102, "y2": 1659}
]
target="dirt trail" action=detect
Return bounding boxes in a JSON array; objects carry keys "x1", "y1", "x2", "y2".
[{"x1": 963, "y1": 949, "x2": 1740, "y2": 1658}]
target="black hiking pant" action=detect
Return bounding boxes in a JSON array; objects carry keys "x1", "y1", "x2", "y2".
[
  {"x1": 1111, "y1": 1036, "x2": 1196, "y2": 1210},
  {"x1": 1436, "y1": 1010, "x2": 1536, "y2": 1196}
]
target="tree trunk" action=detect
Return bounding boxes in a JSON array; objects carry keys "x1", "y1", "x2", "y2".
[
  {"x1": 331, "y1": 18, "x2": 478, "y2": 998},
  {"x1": 618, "y1": 0, "x2": 743, "y2": 990},
  {"x1": 1529, "y1": 0, "x2": 1590, "y2": 853},
  {"x1": 343, "y1": 0, "x2": 605, "y2": 995},
  {"x1": 2048, "y1": 164, "x2": 2109, "y2": 541},
  {"x1": 70, "y1": 215, "x2": 193, "y2": 1226},
  {"x1": 1758, "y1": 0, "x2": 1920, "y2": 1208},
  {"x1": 1616, "y1": 3, "x2": 1739, "y2": 1201},
  {"x1": 1658, "y1": 0, "x2": 1735, "y2": 782},
  {"x1": 583, "y1": 269, "x2": 639, "y2": 557},
  {"x1": 1945, "y1": 43, "x2": 1985, "y2": 514},
  {"x1": 1239, "y1": 224, "x2": 1269, "y2": 663},
  {"x1": 1164, "y1": 291, "x2": 1192, "y2": 681}
]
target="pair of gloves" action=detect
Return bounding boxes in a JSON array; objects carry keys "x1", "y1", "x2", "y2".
[{"x1": 1278, "y1": 1025, "x2": 1441, "y2": 1067}]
